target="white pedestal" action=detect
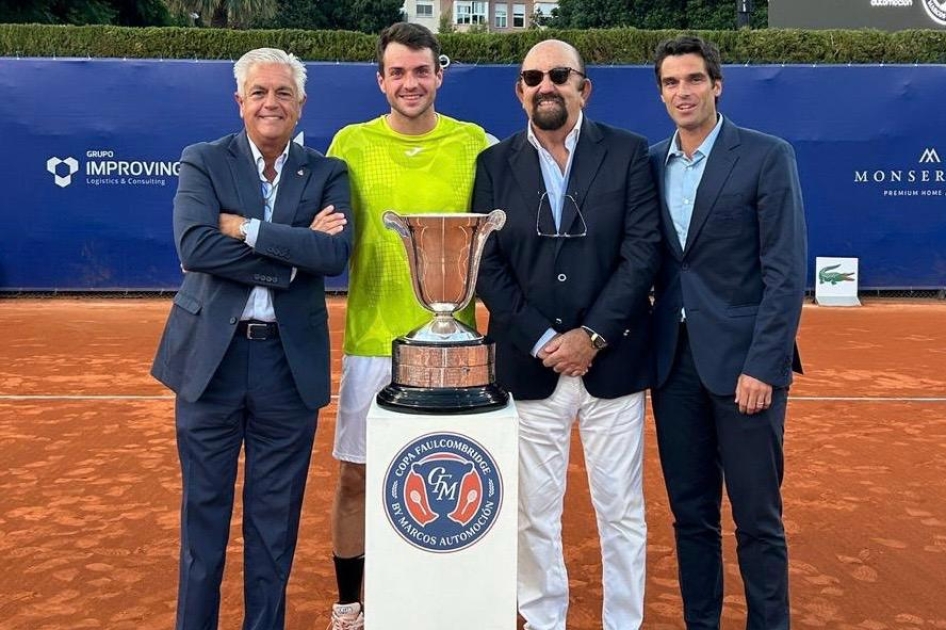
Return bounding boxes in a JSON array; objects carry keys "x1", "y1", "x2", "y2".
[{"x1": 365, "y1": 399, "x2": 519, "y2": 630}]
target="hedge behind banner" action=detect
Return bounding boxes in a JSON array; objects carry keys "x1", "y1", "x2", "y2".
[{"x1": 4, "y1": 24, "x2": 946, "y2": 64}]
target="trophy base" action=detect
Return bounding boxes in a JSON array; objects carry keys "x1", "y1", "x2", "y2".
[
  {"x1": 377, "y1": 337, "x2": 509, "y2": 414},
  {"x1": 376, "y1": 383, "x2": 509, "y2": 415}
]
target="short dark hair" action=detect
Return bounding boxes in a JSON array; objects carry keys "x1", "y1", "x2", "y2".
[
  {"x1": 377, "y1": 22, "x2": 441, "y2": 74},
  {"x1": 653, "y1": 35, "x2": 723, "y2": 89}
]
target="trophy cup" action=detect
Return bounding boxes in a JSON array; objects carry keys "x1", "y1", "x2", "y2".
[{"x1": 376, "y1": 210, "x2": 508, "y2": 414}]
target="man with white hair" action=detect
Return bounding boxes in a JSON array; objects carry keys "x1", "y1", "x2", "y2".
[{"x1": 151, "y1": 47, "x2": 352, "y2": 629}]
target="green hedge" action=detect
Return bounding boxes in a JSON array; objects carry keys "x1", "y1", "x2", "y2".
[{"x1": 3, "y1": 23, "x2": 946, "y2": 64}]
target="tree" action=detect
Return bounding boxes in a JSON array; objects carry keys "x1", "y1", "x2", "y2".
[
  {"x1": 0, "y1": 0, "x2": 172, "y2": 25},
  {"x1": 549, "y1": 0, "x2": 768, "y2": 29},
  {"x1": 350, "y1": 0, "x2": 402, "y2": 33},
  {"x1": 530, "y1": 7, "x2": 552, "y2": 28},
  {"x1": 163, "y1": 0, "x2": 276, "y2": 28},
  {"x1": 438, "y1": 12, "x2": 455, "y2": 33},
  {"x1": 258, "y1": 0, "x2": 403, "y2": 33},
  {"x1": 551, "y1": 0, "x2": 634, "y2": 28}
]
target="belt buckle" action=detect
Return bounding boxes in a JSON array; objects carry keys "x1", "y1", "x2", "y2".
[{"x1": 245, "y1": 322, "x2": 269, "y2": 340}]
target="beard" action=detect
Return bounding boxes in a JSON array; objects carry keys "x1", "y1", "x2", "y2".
[{"x1": 531, "y1": 94, "x2": 568, "y2": 131}]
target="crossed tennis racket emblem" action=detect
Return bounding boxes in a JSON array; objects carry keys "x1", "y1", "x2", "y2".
[{"x1": 403, "y1": 455, "x2": 483, "y2": 527}]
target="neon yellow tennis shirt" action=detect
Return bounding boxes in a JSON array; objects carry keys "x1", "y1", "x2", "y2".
[{"x1": 328, "y1": 114, "x2": 489, "y2": 357}]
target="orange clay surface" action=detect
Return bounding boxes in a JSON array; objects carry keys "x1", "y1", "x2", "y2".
[{"x1": 1, "y1": 297, "x2": 945, "y2": 629}]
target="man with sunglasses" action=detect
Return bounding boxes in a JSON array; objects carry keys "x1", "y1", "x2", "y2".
[
  {"x1": 472, "y1": 39, "x2": 661, "y2": 630},
  {"x1": 649, "y1": 36, "x2": 806, "y2": 630}
]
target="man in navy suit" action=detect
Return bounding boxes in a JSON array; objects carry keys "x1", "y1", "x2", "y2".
[
  {"x1": 151, "y1": 48, "x2": 352, "y2": 629},
  {"x1": 473, "y1": 39, "x2": 661, "y2": 630},
  {"x1": 649, "y1": 36, "x2": 807, "y2": 630}
]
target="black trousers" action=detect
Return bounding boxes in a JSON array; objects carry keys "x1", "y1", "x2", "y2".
[
  {"x1": 174, "y1": 334, "x2": 318, "y2": 630},
  {"x1": 651, "y1": 326, "x2": 790, "y2": 630}
]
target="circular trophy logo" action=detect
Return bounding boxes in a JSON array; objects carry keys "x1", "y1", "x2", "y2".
[{"x1": 382, "y1": 432, "x2": 503, "y2": 553}]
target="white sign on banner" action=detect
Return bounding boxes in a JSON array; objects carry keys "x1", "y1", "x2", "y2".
[{"x1": 815, "y1": 256, "x2": 861, "y2": 306}]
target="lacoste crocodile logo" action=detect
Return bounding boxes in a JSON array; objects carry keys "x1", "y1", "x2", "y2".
[{"x1": 818, "y1": 264, "x2": 856, "y2": 285}]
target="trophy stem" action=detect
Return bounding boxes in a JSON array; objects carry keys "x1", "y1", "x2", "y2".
[{"x1": 404, "y1": 312, "x2": 483, "y2": 343}]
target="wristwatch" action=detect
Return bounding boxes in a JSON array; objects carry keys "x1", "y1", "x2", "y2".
[
  {"x1": 239, "y1": 218, "x2": 251, "y2": 241},
  {"x1": 581, "y1": 326, "x2": 608, "y2": 350}
]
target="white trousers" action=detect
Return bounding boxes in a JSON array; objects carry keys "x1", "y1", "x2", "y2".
[
  {"x1": 515, "y1": 376, "x2": 647, "y2": 630},
  {"x1": 333, "y1": 354, "x2": 391, "y2": 464}
]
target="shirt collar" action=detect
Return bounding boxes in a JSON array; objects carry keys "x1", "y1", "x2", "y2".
[
  {"x1": 665, "y1": 113, "x2": 725, "y2": 165},
  {"x1": 527, "y1": 110, "x2": 584, "y2": 154},
  {"x1": 247, "y1": 137, "x2": 291, "y2": 181}
]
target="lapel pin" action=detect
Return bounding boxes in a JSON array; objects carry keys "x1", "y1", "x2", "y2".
[{"x1": 297, "y1": 169, "x2": 305, "y2": 177}]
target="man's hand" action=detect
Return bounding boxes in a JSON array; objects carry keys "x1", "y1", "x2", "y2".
[
  {"x1": 219, "y1": 212, "x2": 246, "y2": 240},
  {"x1": 538, "y1": 328, "x2": 597, "y2": 377},
  {"x1": 735, "y1": 373, "x2": 773, "y2": 415},
  {"x1": 310, "y1": 204, "x2": 347, "y2": 235}
]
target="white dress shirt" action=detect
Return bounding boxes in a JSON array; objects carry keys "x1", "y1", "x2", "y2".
[{"x1": 239, "y1": 139, "x2": 290, "y2": 323}]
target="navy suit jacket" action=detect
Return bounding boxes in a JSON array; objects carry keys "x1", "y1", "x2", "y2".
[
  {"x1": 473, "y1": 118, "x2": 662, "y2": 400},
  {"x1": 649, "y1": 118, "x2": 806, "y2": 396},
  {"x1": 151, "y1": 131, "x2": 353, "y2": 409}
]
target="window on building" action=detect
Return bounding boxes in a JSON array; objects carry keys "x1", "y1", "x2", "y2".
[
  {"x1": 513, "y1": 3, "x2": 526, "y2": 27},
  {"x1": 494, "y1": 3, "x2": 508, "y2": 28},
  {"x1": 472, "y1": 1, "x2": 488, "y2": 24},
  {"x1": 456, "y1": 1, "x2": 487, "y2": 25},
  {"x1": 455, "y1": 1, "x2": 472, "y2": 24},
  {"x1": 416, "y1": 2, "x2": 433, "y2": 17}
]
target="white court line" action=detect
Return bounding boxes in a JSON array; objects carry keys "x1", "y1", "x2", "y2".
[
  {"x1": 0, "y1": 394, "x2": 333, "y2": 401},
  {"x1": 792, "y1": 396, "x2": 946, "y2": 402},
  {"x1": 1, "y1": 395, "x2": 945, "y2": 402},
  {"x1": 0, "y1": 395, "x2": 176, "y2": 400}
]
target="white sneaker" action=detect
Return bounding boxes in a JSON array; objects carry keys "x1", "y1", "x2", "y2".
[{"x1": 327, "y1": 602, "x2": 364, "y2": 630}]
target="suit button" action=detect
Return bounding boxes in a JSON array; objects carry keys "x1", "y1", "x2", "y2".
[
  {"x1": 554, "y1": 318, "x2": 562, "y2": 325},
  {"x1": 557, "y1": 273, "x2": 567, "y2": 282},
  {"x1": 229, "y1": 317, "x2": 237, "y2": 324},
  {"x1": 681, "y1": 263, "x2": 689, "y2": 271}
]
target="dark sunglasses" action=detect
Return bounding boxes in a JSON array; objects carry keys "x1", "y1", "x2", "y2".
[{"x1": 519, "y1": 66, "x2": 586, "y2": 88}]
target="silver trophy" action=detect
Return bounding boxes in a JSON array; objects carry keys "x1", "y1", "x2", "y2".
[{"x1": 376, "y1": 210, "x2": 508, "y2": 414}]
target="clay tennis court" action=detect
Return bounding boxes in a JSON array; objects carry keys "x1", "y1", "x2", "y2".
[{"x1": 1, "y1": 297, "x2": 944, "y2": 629}]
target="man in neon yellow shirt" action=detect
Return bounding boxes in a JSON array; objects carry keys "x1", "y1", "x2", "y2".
[{"x1": 323, "y1": 22, "x2": 489, "y2": 630}]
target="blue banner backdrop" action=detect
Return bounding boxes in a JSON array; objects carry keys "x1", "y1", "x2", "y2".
[{"x1": 2, "y1": 59, "x2": 944, "y2": 290}]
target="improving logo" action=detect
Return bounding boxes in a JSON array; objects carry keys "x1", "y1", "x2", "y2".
[
  {"x1": 383, "y1": 432, "x2": 502, "y2": 553},
  {"x1": 47, "y1": 157, "x2": 79, "y2": 188}
]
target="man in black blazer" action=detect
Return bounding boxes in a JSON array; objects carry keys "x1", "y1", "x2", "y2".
[
  {"x1": 473, "y1": 39, "x2": 661, "y2": 630},
  {"x1": 649, "y1": 36, "x2": 807, "y2": 630},
  {"x1": 151, "y1": 48, "x2": 352, "y2": 629}
]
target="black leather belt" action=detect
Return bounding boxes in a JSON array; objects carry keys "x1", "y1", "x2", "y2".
[{"x1": 237, "y1": 320, "x2": 279, "y2": 340}]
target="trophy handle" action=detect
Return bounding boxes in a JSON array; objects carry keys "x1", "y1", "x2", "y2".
[
  {"x1": 458, "y1": 209, "x2": 506, "y2": 311},
  {"x1": 382, "y1": 210, "x2": 409, "y2": 238}
]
